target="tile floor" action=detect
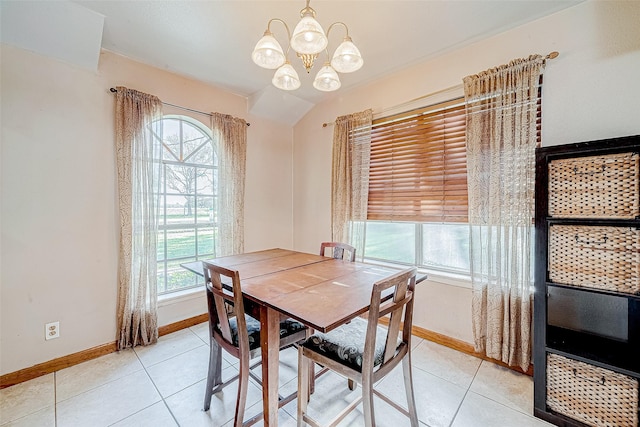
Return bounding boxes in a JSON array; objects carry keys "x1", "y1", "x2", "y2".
[{"x1": 1, "y1": 322, "x2": 554, "y2": 427}]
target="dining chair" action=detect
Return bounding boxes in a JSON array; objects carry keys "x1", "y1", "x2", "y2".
[
  {"x1": 317, "y1": 241, "x2": 358, "y2": 390},
  {"x1": 319, "y1": 242, "x2": 356, "y2": 262},
  {"x1": 296, "y1": 267, "x2": 419, "y2": 427},
  {"x1": 202, "y1": 261, "x2": 308, "y2": 427}
]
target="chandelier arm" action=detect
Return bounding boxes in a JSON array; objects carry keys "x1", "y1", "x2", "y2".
[
  {"x1": 322, "y1": 48, "x2": 330, "y2": 63},
  {"x1": 324, "y1": 22, "x2": 350, "y2": 66},
  {"x1": 326, "y1": 22, "x2": 350, "y2": 39},
  {"x1": 325, "y1": 22, "x2": 350, "y2": 57},
  {"x1": 266, "y1": 18, "x2": 293, "y2": 56}
]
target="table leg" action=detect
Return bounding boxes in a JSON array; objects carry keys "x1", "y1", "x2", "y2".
[{"x1": 260, "y1": 305, "x2": 280, "y2": 426}]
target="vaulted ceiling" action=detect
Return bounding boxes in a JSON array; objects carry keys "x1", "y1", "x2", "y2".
[{"x1": 1, "y1": 1, "x2": 584, "y2": 124}]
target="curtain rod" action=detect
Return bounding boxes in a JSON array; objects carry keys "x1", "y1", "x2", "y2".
[
  {"x1": 321, "y1": 51, "x2": 559, "y2": 128},
  {"x1": 109, "y1": 88, "x2": 250, "y2": 126}
]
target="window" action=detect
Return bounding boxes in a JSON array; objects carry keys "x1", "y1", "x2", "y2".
[
  {"x1": 363, "y1": 86, "x2": 541, "y2": 274},
  {"x1": 364, "y1": 98, "x2": 470, "y2": 274},
  {"x1": 155, "y1": 116, "x2": 216, "y2": 294}
]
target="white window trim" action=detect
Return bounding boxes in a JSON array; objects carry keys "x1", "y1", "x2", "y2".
[
  {"x1": 158, "y1": 285, "x2": 205, "y2": 306},
  {"x1": 362, "y1": 257, "x2": 471, "y2": 289}
]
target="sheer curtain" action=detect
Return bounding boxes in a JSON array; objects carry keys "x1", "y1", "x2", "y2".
[
  {"x1": 331, "y1": 109, "x2": 372, "y2": 260},
  {"x1": 463, "y1": 55, "x2": 545, "y2": 371},
  {"x1": 211, "y1": 112, "x2": 247, "y2": 257},
  {"x1": 115, "y1": 86, "x2": 163, "y2": 350}
]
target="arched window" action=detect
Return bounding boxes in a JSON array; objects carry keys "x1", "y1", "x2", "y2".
[{"x1": 155, "y1": 115, "x2": 216, "y2": 294}]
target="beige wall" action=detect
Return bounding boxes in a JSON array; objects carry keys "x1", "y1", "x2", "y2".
[
  {"x1": 292, "y1": 0, "x2": 640, "y2": 343},
  {"x1": 0, "y1": 47, "x2": 294, "y2": 375}
]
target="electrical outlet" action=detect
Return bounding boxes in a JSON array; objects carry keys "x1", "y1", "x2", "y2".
[{"x1": 45, "y1": 321, "x2": 60, "y2": 340}]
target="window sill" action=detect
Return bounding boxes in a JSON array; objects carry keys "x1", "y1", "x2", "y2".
[
  {"x1": 362, "y1": 258, "x2": 471, "y2": 289},
  {"x1": 419, "y1": 269, "x2": 471, "y2": 289},
  {"x1": 158, "y1": 286, "x2": 205, "y2": 307}
]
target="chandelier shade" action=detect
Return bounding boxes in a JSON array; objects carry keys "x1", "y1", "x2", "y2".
[
  {"x1": 251, "y1": 32, "x2": 286, "y2": 69},
  {"x1": 331, "y1": 36, "x2": 363, "y2": 73},
  {"x1": 290, "y1": 15, "x2": 328, "y2": 55},
  {"x1": 272, "y1": 61, "x2": 301, "y2": 91},
  {"x1": 252, "y1": 0, "x2": 363, "y2": 92},
  {"x1": 313, "y1": 63, "x2": 341, "y2": 92}
]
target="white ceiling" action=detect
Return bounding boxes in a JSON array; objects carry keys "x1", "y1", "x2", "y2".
[{"x1": 1, "y1": 0, "x2": 584, "y2": 124}]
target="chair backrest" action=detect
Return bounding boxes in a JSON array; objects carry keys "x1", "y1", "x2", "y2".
[
  {"x1": 202, "y1": 261, "x2": 250, "y2": 355},
  {"x1": 319, "y1": 242, "x2": 356, "y2": 262},
  {"x1": 364, "y1": 267, "x2": 417, "y2": 373}
]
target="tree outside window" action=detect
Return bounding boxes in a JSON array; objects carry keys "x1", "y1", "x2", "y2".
[{"x1": 154, "y1": 116, "x2": 217, "y2": 294}]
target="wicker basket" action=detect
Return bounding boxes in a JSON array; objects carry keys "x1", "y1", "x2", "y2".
[
  {"x1": 547, "y1": 354, "x2": 639, "y2": 427},
  {"x1": 548, "y1": 225, "x2": 640, "y2": 294},
  {"x1": 548, "y1": 152, "x2": 640, "y2": 219}
]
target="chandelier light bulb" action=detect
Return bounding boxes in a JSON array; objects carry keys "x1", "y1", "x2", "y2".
[
  {"x1": 252, "y1": 32, "x2": 286, "y2": 69},
  {"x1": 272, "y1": 61, "x2": 301, "y2": 91},
  {"x1": 313, "y1": 63, "x2": 341, "y2": 92},
  {"x1": 331, "y1": 36, "x2": 363, "y2": 73}
]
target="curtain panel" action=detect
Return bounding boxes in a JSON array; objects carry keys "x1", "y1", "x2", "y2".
[
  {"x1": 463, "y1": 55, "x2": 545, "y2": 371},
  {"x1": 331, "y1": 109, "x2": 373, "y2": 260},
  {"x1": 211, "y1": 113, "x2": 247, "y2": 257},
  {"x1": 115, "y1": 86, "x2": 163, "y2": 350}
]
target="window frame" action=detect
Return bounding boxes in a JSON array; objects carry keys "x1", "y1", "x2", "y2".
[
  {"x1": 155, "y1": 115, "x2": 217, "y2": 296},
  {"x1": 362, "y1": 220, "x2": 471, "y2": 276}
]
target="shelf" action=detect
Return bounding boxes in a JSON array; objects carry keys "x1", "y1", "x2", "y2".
[
  {"x1": 534, "y1": 135, "x2": 640, "y2": 426},
  {"x1": 534, "y1": 408, "x2": 593, "y2": 427},
  {"x1": 546, "y1": 326, "x2": 640, "y2": 377},
  {"x1": 546, "y1": 282, "x2": 640, "y2": 301},
  {"x1": 546, "y1": 218, "x2": 640, "y2": 227}
]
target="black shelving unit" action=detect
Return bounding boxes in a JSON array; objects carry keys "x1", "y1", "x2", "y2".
[{"x1": 534, "y1": 135, "x2": 640, "y2": 427}]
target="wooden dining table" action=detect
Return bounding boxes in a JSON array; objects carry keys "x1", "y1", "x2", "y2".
[{"x1": 181, "y1": 248, "x2": 408, "y2": 426}]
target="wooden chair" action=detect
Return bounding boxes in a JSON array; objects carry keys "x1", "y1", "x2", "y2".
[
  {"x1": 317, "y1": 242, "x2": 358, "y2": 390},
  {"x1": 202, "y1": 261, "x2": 308, "y2": 427},
  {"x1": 319, "y1": 242, "x2": 356, "y2": 262},
  {"x1": 297, "y1": 267, "x2": 419, "y2": 427}
]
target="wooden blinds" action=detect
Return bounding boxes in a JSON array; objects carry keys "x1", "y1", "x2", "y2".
[{"x1": 368, "y1": 98, "x2": 468, "y2": 223}]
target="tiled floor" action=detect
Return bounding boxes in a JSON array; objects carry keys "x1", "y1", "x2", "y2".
[{"x1": 1, "y1": 322, "x2": 553, "y2": 427}]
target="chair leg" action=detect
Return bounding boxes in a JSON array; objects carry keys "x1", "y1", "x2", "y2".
[
  {"x1": 309, "y1": 361, "x2": 315, "y2": 396},
  {"x1": 362, "y1": 375, "x2": 376, "y2": 427},
  {"x1": 204, "y1": 339, "x2": 223, "y2": 411},
  {"x1": 402, "y1": 356, "x2": 419, "y2": 427},
  {"x1": 306, "y1": 328, "x2": 315, "y2": 396},
  {"x1": 297, "y1": 347, "x2": 310, "y2": 427},
  {"x1": 233, "y1": 353, "x2": 250, "y2": 427},
  {"x1": 347, "y1": 379, "x2": 356, "y2": 390}
]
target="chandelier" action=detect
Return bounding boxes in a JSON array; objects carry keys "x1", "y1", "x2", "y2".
[{"x1": 251, "y1": 0, "x2": 363, "y2": 92}]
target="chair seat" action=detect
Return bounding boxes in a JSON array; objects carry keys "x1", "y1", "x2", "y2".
[
  {"x1": 302, "y1": 317, "x2": 391, "y2": 371},
  {"x1": 222, "y1": 315, "x2": 306, "y2": 351}
]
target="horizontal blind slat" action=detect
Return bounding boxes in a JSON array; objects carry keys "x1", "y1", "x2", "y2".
[
  {"x1": 367, "y1": 97, "x2": 469, "y2": 222},
  {"x1": 364, "y1": 90, "x2": 541, "y2": 222}
]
